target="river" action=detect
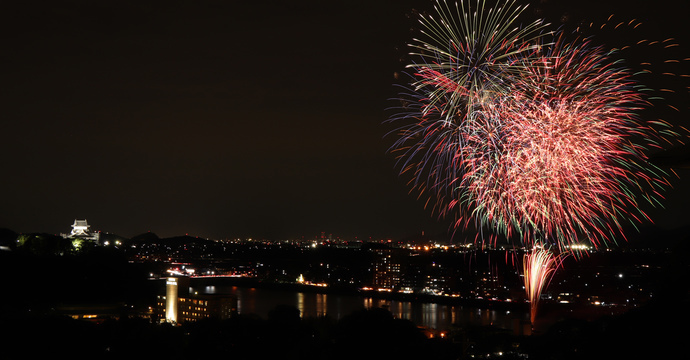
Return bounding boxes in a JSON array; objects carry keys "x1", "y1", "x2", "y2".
[{"x1": 187, "y1": 280, "x2": 530, "y2": 332}]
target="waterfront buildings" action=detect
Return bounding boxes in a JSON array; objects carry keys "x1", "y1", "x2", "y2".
[{"x1": 156, "y1": 276, "x2": 236, "y2": 324}]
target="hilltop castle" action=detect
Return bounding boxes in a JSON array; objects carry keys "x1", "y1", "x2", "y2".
[{"x1": 61, "y1": 219, "x2": 100, "y2": 243}]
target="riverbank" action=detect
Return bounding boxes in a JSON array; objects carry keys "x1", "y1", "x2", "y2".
[{"x1": 184, "y1": 276, "x2": 641, "y2": 334}]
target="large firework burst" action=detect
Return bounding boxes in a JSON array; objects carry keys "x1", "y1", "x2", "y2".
[
  {"x1": 388, "y1": 0, "x2": 677, "y2": 253},
  {"x1": 388, "y1": 0, "x2": 549, "y2": 232},
  {"x1": 462, "y1": 33, "x2": 676, "y2": 253}
]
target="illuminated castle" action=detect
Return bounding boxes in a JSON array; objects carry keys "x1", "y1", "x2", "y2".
[
  {"x1": 61, "y1": 219, "x2": 100, "y2": 242},
  {"x1": 70, "y1": 219, "x2": 90, "y2": 236}
]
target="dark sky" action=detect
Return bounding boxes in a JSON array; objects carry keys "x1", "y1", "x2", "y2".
[{"x1": 1, "y1": 0, "x2": 688, "y2": 241}]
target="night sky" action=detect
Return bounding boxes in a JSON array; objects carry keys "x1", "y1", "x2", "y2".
[{"x1": 2, "y1": 0, "x2": 689, "y2": 241}]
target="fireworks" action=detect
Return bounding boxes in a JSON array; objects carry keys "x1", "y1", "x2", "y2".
[
  {"x1": 388, "y1": 0, "x2": 684, "y2": 324},
  {"x1": 463, "y1": 33, "x2": 676, "y2": 253},
  {"x1": 388, "y1": 0, "x2": 679, "y2": 253},
  {"x1": 523, "y1": 246, "x2": 563, "y2": 324},
  {"x1": 388, "y1": 0, "x2": 549, "y2": 231}
]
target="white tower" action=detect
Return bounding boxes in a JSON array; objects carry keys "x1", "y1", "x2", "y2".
[
  {"x1": 166, "y1": 277, "x2": 179, "y2": 323},
  {"x1": 70, "y1": 219, "x2": 90, "y2": 237}
]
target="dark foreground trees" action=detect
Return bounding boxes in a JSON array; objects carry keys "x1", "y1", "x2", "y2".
[
  {"x1": 3, "y1": 298, "x2": 687, "y2": 360},
  {"x1": 1, "y1": 307, "x2": 461, "y2": 360}
]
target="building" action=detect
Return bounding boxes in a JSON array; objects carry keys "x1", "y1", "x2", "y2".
[
  {"x1": 372, "y1": 248, "x2": 402, "y2": 290},
  {"x1": 156, "y1": 277, "x2": 237, "y2": 324},
  {"x1": 61, "y1": 219, "x2": 100, "y2": 243}
]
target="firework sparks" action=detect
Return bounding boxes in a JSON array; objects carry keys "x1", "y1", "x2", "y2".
[
  {"x1": 461, "y1": 33, "x2": 675, "y2": 253},
  {"x1": 523, "y1": 246, "x2": 563, "y2": 325},
  {"x1": 389, "y1": 0, "x2": 684, "y2": 325},
  {"x1": 388, "y1": 0, "x2": 549, "y2": 232},
  {"x1": 388, "y1": 0, "x2": 679, "y2": 253}
]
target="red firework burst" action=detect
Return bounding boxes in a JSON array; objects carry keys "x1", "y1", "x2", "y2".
[{"x1": 459, "y1": 34, "x2": 673, "y2": 252}]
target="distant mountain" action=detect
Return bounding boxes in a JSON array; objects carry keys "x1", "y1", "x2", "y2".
[
  {"x1": 159, "y1": 235, "x2": 213, "y2": 246},
  {"x1": 98, "y1": 232, "x2": 129, "y2": 244},
  {"x1": 129, "y1": 232, "x2": 160, "y2": 243},
  {"x1": 128, "y1": 232, "x2": 212, "y2": 247}
]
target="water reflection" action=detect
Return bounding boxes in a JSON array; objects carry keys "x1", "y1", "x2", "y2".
[
  {"x1": 423, "y1": 303, "x2": 438, "y2": 329},
  {"x1": 357, "y1": 297, "x2": 525, "y2": 330},
  {"x1": 190, "y1": 283, "x2": 527, "y2": 331},
  {"x1": 316, "y1": 293, "x2": 327, "y2": 317},
  {"x1": 297, "y1": 292, "x2": 304, "y2": 316}
]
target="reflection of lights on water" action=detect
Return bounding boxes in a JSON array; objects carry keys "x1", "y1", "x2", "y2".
[
  {"x1": 297, "y1": 293, "x2": 304, "y2": 317},
  {"x1": 316, "y1": 293, "x2": 327, "y2": 317},
  {"x1": 422, "y1": 303, "x2": 438, "y2": 329}
]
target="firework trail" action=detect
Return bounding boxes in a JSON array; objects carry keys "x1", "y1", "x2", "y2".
[{"x1": 523, "y1": 246, "x2": 563, "y2": 324}]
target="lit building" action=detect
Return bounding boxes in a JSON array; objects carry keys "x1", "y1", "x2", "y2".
[
  {"x1": 476, "y1": 269, "x2": 502, "y2": 298},
  {"x1": 157, "y1": 277, "x2": 236, "y2": 324},
  {"x1": 71, "y1": 219, "x2": 90, "y2": 236},
  {"x1": 372, "y1": 249, "x2": 401, "y2": 290},
  {"x1": 61, "y1": 219, "x2": 100, "y2": 243}
]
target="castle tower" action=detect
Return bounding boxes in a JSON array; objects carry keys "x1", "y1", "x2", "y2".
[{"x1": 70, "y1": 219, "x2": 90, "y2": 237}]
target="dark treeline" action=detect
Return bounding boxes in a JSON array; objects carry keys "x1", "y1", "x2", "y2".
[
  {"x1": 0, "y1": 245, "x2": 155, "y2": 315},
  {"x1": 3, "y1": 306, "x2": 455, "y2": 360}
]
